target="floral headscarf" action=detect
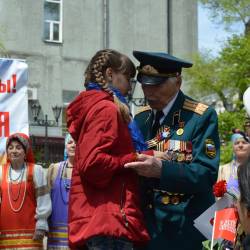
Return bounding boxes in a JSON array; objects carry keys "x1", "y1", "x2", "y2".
[
  {"x1": 231, "y1": 128, "x2": 249, "y2": 143},
  {"x1": 6, "y1": 133, "x2": 34, "y2": 163},
  {"x1": 231, "y1": 133, "x2": 244, "y2": 144}
]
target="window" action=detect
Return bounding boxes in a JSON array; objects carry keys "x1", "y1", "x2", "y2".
[{"x1": 44, "y1": 0, "x2": 63, "y2": 43}]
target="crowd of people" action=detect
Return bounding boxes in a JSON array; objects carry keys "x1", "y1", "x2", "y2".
[{"x1": 0, "y1": 49, "x2": 249, "y2": 250}]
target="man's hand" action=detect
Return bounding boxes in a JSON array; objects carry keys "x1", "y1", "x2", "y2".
[
  {"x1": 33, "y1": 229, "x2": 46, "y2": 241},
  {"x1": 124, "y1": 154, "x2": 162, "y2": 178},
  {"x1": 154, "y1": 150, "x2": 171, "y2": 160}
]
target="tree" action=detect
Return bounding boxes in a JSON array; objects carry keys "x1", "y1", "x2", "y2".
[
  {"x1": 185, "y1": 34, "x2": 250, "y2": 111},
  {"x1": 185, "y1": 35, "x2": 250, "y2": 164},
  {"x1": 219, "y1": 34, "x2": 250, "y2": 102},
  {"x1": 188, "y1": 1, "x2": 250, "y2": 163},
  {"x1": 184, "y1": 51, "x2": 231, "y2": 110},
  {"x1": 199, "y1": 0, "x2": 250, "y2": 35}
]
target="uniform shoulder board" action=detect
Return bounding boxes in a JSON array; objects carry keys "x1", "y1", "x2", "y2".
[
  {"x1": 135, "y1": 105, "x2": 152, "y2": 115},
  {"x1": 183, "y1": 99, "x2": 208, "y2": 115}
]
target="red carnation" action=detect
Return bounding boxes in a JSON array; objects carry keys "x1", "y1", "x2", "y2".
[{"x1": 213, "y1": 180, "x2": 227, "y2": 197}]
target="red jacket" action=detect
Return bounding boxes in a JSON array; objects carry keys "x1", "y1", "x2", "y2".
[{"x1": 67, "y1": 90, "x2": 149, "y2": 249}]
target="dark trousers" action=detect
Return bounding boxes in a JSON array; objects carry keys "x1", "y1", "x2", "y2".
[{"x1": 86, "y1": 236, "x2": 134, "y2": 250}]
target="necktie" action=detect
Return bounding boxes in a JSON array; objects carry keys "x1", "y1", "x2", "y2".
[{"x1": 152, "y1": 110, "x2": 164, "y2": 137}]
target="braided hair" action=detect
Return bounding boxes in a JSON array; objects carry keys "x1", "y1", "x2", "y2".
[{"x1": 84, "y1": 49, "x2": 136, "y2": 123}]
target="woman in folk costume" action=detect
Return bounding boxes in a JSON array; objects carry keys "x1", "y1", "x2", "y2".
[
  {"x1": 0, "y1": 132, "x2": 52, "y2": 249},
  {"x1": 217, "y1": 129, "x2": 250, "y2": 192},
  {"x1": 47, "y1": 133, "x2": 76, "y2": 249},
  {"x1": 67, "y1": 49, "x2": 150, "y2": 250}
]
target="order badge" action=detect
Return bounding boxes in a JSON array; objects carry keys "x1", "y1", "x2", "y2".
[{"x1": 176, "y1": 128, "x2": 184, "y2": 136}]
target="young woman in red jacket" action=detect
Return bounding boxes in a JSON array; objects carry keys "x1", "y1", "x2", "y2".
[{"x1": 67, "y1": 49, "x2": 150, "y2": 250}]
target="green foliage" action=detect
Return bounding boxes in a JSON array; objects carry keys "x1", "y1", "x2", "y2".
[
  {"x1": 218, "y1": 110, "x2": 245, "y2": 142},
  {"x1": 199, "y1": 0, "x2": 250, "y2": 33},
  {"x1": 193, "y1": 1, "x2": 250, "y2": 165},
  {"x1": 218, "y1": 110, "x2": 245, "y2": 164},
  {"x1": 185, "y1": 51, "x2": 229, "y2": 107},
  {"x1": 185, "y1": 37, "x2": 249, "y2": 164},
  {"x1": 186, "y1": 35, "x2": 250, "y2": 111},
  {"x1": 219, "y1": 34, "x2": 250, "y2": 100},
  {"x1": 202, "y1": 240, "x2": 224, "y2": 250},
  {"x1": 220, "y1": 141, "x2": 233, "y2": 164}
]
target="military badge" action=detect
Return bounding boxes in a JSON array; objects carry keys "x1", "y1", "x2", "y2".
[
  {"x1": 176, "y1": 121, "x2": 185, "y2": 136},
  {"x1": 177, "y1": 152, "x2": 185, "y2": 162},
  {"x1": 161, "y1": 195, "x2": 170, "y2": 205},
  {"x1": 205, "y1": 139, "x2": 216, "y2": 158},
  {"x1": 176, "y1": 128, "x2": 184, "y2": 136}
]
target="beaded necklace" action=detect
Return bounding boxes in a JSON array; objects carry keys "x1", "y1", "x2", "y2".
[
  {"x1": 9, "y1": 164, "x2": 24, "y2": 181},
  {"x1": 9, "y1": 164, "x2": 25, "y2": 201},
  {"x1": 59, "y1": 161, "x2": 71, "y2": 204},
  {"x1": 7, "y1": 164, "x2": 27, "y2": 212}
]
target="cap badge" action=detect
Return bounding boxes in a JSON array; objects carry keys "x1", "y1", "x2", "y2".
[{"x1": 142, "y1": 65, "x2": 159, "y2": 75}]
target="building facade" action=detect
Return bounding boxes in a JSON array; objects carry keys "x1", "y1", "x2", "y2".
[{"x1": 0, "y1": 0, "x2": 198, "y2": 163}]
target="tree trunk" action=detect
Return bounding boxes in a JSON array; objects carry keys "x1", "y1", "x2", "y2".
[
  {"x1": 245, "y1": 19, "x2": 250, "y2": 36},
  {"x1": 217, "y1": 91, "x2": 232, "y2": 112}
]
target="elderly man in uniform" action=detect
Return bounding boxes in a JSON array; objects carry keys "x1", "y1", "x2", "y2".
[{"x1": 125, "y1": 51, "x2": 220, "y2": 250}]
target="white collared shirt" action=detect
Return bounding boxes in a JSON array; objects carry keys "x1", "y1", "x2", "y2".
[{"x1": 152, "y1": 91, "x2": 179, "y2": 124}]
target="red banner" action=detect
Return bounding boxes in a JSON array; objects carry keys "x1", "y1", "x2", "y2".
[{"x1": 213, "y1": 208, "x2": 238, "y2": 242}]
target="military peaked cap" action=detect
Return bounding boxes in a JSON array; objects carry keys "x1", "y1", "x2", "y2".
[{"x1": 133, "y1": 50, "x2": 193, "y2": 85}]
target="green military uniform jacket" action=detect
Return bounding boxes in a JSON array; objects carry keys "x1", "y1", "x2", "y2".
[{"x1": 135, "y1": 91, "x2": 220, "y2": 250}]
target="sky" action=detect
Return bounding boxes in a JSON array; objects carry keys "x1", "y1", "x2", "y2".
[{"x1": 198, "y1": 4, "x2": 245, "y2": 55}]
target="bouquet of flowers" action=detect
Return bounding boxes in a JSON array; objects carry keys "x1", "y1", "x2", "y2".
[
  {"x1": 213, "y1": 180, "x2": 227, "y2": 198},
  {"x1": 213, "y1": 180, "x2": 239, "y2": 200}
]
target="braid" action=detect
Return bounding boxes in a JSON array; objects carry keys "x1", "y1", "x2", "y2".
[
  {"x1": 85, "y1": 50, "x2": 108, "y2": 85},
  {"x1": 92, "y1": 52, "x2": 109, "y2": 85},
  {"x1": 84, "y1": 49, "x2": 134, "y2": 123}
]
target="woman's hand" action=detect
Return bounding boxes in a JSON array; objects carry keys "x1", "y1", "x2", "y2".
[{"x1": 33, "y1": 229, "x2": 46, "y2": 241}]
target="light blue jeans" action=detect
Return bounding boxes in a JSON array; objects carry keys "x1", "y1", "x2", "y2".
[{"x1": 86, "y1": 236, "x2": 134, "y2": 250}]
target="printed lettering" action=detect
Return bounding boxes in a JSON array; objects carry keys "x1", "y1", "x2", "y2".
[
  {"x1": 219, "y1": 219, "x2": 236, "y2": 234},
  {"x1": 0, "y1": 74, "x2": 17, "y2": 94},
  {"x1": 0, "y1": 112, "x2": 10, "y2": 137},
  {"x1": 0, "y1": 79, "x2": 6, "y2": 93}
]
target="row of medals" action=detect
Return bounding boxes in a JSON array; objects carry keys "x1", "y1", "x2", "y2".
[
  {"x1": 147, "y1": 125, "x2": 193, "y2": 162},
  {"x1": 147, "y1": 125, "x2": 192, "y2": 205}
]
